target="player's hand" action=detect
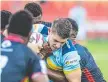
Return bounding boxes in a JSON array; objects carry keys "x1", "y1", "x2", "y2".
[
  {"x1": 27, "y1": 43, "x2": 43, "y2": 54},
  {"x1": 38, "y1": 42, "x2": 52, "y2": 59}
]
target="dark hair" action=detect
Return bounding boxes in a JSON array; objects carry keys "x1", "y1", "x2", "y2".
[
  {"x1": 8, "y1": 10, "x2": 33, "y2": 37},
  {"x1": 66, "y1": 18, "x2": 78, "y2": 35},
  {"x1": 24, "y1": 2, "x2": 42, "y2": 17},
  {"x1": 52, "y1": 18, "x2": 72, "y2": 39},
  {"x1": 66, "y1": 18, "x2": 78, "y2": 38},
  {"x1": 1, "y1": 10, "x2": 12, "y2": 30}
]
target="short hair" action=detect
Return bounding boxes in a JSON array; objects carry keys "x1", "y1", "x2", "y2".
[
  {"x1": 8, "y1": 10, "x2": 33, "y2": 37},
  {"x1": 66, "y1": 18, "x2": 78, "y2": 34},
  {"x1": 52, "y1": 18, "x2": 72, "y2": 39},
  {"x1": 1, "y1": 10, "x2": 12, "y2": 30},
  {"x1": 24, "y1": 2, "x2": 42, "y2": 17}
]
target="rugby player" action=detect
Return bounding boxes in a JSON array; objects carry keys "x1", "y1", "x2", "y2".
[
  {"x1": 24, "y1": 2, "x2": 51, "y2": 54},
  {"x1": 1, "y1": 10, "x2": 49, "y2": 82},
  {"x1": 1, "y1": 10, "x2": 12, "y2": 41},
  {"x1": 29, "y1": 18, "x2": 81, "y2": 82},
  {"x1": 44, "y1": 18, "x2": 106, "y2": 82},
  {"x1": 24, "y1": 2, "x2": 51, "y2": 34},
  {"x1": 68, "y1": 18, "x2": 106, "y2": 82}
]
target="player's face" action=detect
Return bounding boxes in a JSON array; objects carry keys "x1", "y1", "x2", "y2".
[
  {"x1": 70, "y1": 30, "x2": 77, "y2": 41},
  {"x1": 48, "y1": 30, "x2": 67, "y2": 51},
  {"x1": 33, "y1": 14, "x2": 42, "y2": 23}
]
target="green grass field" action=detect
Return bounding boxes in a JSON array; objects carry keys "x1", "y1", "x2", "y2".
[{"x1": 85, "y1": 39, "x2": 108, "y2": 81}]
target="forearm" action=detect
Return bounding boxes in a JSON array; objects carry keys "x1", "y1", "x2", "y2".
[
  {"x1": 65, "y1": 69, "x2": 81, "y2": 82},
  {"x1": 47, "y1": 68, "x2": 66, "y2": 82},
  {"x1": 67, "y1": 79, "x2": 81, "y2": 82},
  {"x1": 32, "y1": 74, "x2": 49, "y2": 82}
]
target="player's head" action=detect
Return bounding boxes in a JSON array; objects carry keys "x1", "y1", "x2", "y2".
[
  {"x1": 66, "y1": 18, "x2": 78, "y2": 41},
  {"x1": 48, "y1": 18, "x2": 72, "y2": 51},
  {"x1": 1, "y1": 10, "x2": 12, "y2": 31},
  {"x1": 24, "y1": 2, "x2": 42, "y2": 23},
  {"x1": 8, "y1": 10, "x2": 33, "y2": 38}
]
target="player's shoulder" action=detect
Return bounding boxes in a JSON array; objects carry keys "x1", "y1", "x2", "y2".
[
  {"x1": 2, "y1": 40, "x2": 38, "y2": 58},
  {"x1": 34, "y1": 23, "x2": 46, "y2": 29},
  {"x1": 75, "y1": 44, "x2": 91, "y2": 56},
  {"x1": 19, "y1": 43, "x2": 41, "y2": 62},
  {"x1": 62, "y1": 39, "x2": 76, "y2": 55},
  {"x1": 82, "y1": 46, "x2": 89, "y2": 52},
  {"x1": 1, "y1": 39, "x2": 20, "y2": 48},
  {"x1": 62, "y1": 40, "x2": 80, "y2": 62},
  {"x1": 74, "y1": 43, "x2": 90, "y2": 56},
  {"x1": 22, "y1": 44, "x2": 38, "y2": 57},
  {"x1": 74, "y1": 43, "x2": 85, "y2": 51},
  {"x1": 81, "y1": 45, "x2": 93, "y2": 59},
  {"x1": 33, "y1": 24, "x2": 48, "y2": 32},
  {"x1": 1, "y1": 40, "x2": 28, "y2": 55},
  {"x1": 74, "y1": 43, "x2": 94, "y2": 64},
  {"x1": 33, "y1": 23, "x2": 45, "y2": 28},
  {"x1": 16, "y1": 44, "x2": 41, "y2": 63}
]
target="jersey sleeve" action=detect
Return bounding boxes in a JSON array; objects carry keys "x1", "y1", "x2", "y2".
[
  {"x1": 32, "y1": 24, "x2": 48, "y2": 36},
  {"x1": 62, "y1": 51, "x2": 81, "y2": 75}
]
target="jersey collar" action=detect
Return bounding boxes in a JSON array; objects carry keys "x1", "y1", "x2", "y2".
[
  {"x1": 72, "y1": 40, "x2": 77, "y2": 45},
  {"x1": 4, "y1": 33, "x2": 24, "y2": 44}
]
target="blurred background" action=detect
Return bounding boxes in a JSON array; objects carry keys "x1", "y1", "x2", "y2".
[{"x1": 1, "y1": 0, "x2": 108, "y2": 81}]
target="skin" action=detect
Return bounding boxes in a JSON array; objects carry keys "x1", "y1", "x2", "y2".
[
  {"x1": 7, "y1": 33, "x2": 49, "y2": 82},
  {"x1": 46, "y1": 28, "x2": 81, "y2": 82},
  {"x1": 48, "y1": 28, "x2": 67, "y2": 51},
  {"x1": 28, "y1": 19, "x2": 81, "y2": 82},
  {"x1": 33, "y1": 14, "x2": 42, "y2": 24},
  {"x1": 3, "y1": 29, "x2": 8, "y2": 37},
  {"x1": 32, "y1": 74, "x2": 49, "y2": 82}
]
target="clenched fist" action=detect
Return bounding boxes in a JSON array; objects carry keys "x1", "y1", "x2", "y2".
[{"x1": 39, "y1": 42, "x2": 52, "y2": 59}]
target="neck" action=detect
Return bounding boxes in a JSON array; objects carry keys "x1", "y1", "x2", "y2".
[{"x1": 8, "y1": 33, "x2": 28, "y2": 44}]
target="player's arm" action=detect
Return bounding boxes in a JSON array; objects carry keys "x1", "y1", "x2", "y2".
[
  {"x1": 32, "y1": 73, "x2": 49, "y2": 82},
  {"x1": 31, "y1": 59, "x2": 49, "y2": 82},
  {"x1": 65, "y1": 69, "x2": 81, "y2": 82},
  {"x1": 27, "y1": 50, "x2": 49, "y2": 82},
  {"x1": 63, "y1": 51, "x2": 81, "y2": 82},
  {"x1": 47, "y1": 68, "x2": 66, "y2": 82}
]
